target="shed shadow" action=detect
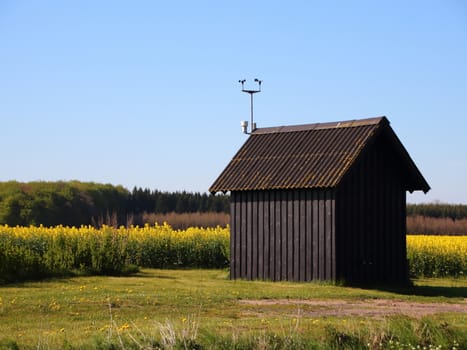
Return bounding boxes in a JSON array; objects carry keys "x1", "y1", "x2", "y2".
[
  {"x1": 381, "y1": 285, "x2": 467, "y2": 299},
  {"x1": 341, "y1": 278, "x2": 467, "y2": 298}
]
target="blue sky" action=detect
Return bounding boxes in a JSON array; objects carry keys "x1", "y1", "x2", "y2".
[{"x1": 1, "y1": 1, "x2": 466, "y2": 204}]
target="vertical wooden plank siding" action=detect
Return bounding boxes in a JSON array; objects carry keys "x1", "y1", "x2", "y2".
[
  {"x1": 281, "y1": 193, "x2": 288, "y2": 280},
  {"x1": 268, "y1": 191, "x2": 274, "y2": 280},
  {"x1": 331, "y1": 196, "x2": 336, "y2": 280},
  {"x1": 246, "y1": 192, "x2": 252, "y2": 279},
  {"x1": 287, "y1": 191, "x2": 293, "y2": 280},
  {"x1": 325, "y1": 191, "x2": 333, "y2": 280},
  {"x1": 299, "y1": 190, "x2": 306, "y2": 281},
  {"x1": 240, "y1": 191, "x2": 247, "y2": 278},
  {"x1": 263, "y1": 192, "x2": 270, "y2": 279},
  {"x1": 251, "y1": 192, "x2": 258, "y2": 279},
  {"x1": 312, "y1": 191, "x2": 319, "y2": 280},
  {"x1": 318, "y1": 195, "x2": 325, "y2": 280},
  {"x1": 305, "y1": 191, "x2": 313, "y2": 281},
  {"x1": 293, "y1": 190, "x2": 300, "y2": 281},
  {"x1": 275, "y1": 192, "x2": 281, "y2": 281},
  {"x1": 230, "y1": 196, "x2": 237, "y2": 279},
  {"x1": 335, "y1": 131, "x2": 409, "y2": 285},
  {"x1": 258, "y1": 192, "x2": 264, "y2": 279},
  {"x1": 237, "y1": 193, "x2": 242, "y2": 280},
  {"x1": 230, "y1": 189, "x2": 335, "y2": 281}
]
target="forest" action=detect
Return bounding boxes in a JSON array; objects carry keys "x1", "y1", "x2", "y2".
[
  {"x1": 0, "y1": 181, "x2": 228, "y2": 227},
  {"x1": 0, "y1": 180, "x2": 466, "y2": 229}
]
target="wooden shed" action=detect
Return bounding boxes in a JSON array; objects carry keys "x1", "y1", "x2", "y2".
[{"x1": 209, "y1": 117, "x2": 430, "y2": 285}]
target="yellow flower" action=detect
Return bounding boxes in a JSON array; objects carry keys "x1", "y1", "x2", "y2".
[{"x1": 118, "y1": 323, "x2": 130, "y2": 331}]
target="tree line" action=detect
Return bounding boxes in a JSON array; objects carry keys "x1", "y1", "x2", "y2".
[
  {"x1": 0, "y1": 181, "x2": 229, "y2": 227},
  {"x1": 406, "y1": 203, "x2": 467, "y2": 220},
  {"x1": 1, "y1": 181, "x2": 465, "y2": 227}
]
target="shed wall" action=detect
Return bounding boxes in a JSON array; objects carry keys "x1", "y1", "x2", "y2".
[
  {"x1": 335, "y1": 130, "x2": 408, "y2": 285},
  {"x1": 230, "y1": 189, "x2": 335, "y2": 281}
]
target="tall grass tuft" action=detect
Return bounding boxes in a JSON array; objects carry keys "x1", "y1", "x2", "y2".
[{"x1": 71, "y1": 316, "x2": 466, "y2": 350}]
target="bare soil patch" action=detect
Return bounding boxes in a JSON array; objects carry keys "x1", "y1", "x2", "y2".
[{"x1": 239, "y1": 298, "x2": 467, "y2": 319}]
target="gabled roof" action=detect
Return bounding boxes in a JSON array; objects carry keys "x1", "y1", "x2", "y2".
[{"x1": 209, "y1": 116, "x2": 430, "y2": 194}]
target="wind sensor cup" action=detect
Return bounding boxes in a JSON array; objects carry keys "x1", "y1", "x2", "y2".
[{"x1": 239, "y1": 79, "x2": 262, "y2": 134}]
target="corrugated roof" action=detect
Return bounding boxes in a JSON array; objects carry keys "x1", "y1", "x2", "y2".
[{"x1": 209, "y1": 116, "x2": 430, "y2": 193}]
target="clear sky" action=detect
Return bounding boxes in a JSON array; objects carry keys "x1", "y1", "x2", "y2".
[{"x1": 1, "y1": 1, "x2": 466, "y2": 204}]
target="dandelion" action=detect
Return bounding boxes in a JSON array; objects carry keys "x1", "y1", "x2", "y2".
[
  {"x1": 99, "y1": 325, "x2": 111, "y2": 332},
  {"x1": 49, "y1": 300, "x2": 61, "y2": 311},
  {"x1": 118, "y1": 323, "x2": 130, "y2": 331}
]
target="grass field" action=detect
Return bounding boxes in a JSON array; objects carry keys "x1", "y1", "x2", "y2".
[{"x1": 0, "y1": 269, "x2": 465, "y2": 349}]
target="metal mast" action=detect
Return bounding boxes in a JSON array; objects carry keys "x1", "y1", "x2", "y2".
[{"x1": 239, "y1": 79, "x2": 262, "y2": 134}]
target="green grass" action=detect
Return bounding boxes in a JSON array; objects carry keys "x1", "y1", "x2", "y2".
[{"x1": 0, "y1": 269, "x2": 465, "y2": 349}]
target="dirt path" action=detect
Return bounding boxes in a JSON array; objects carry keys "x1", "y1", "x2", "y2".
[{"x1": 239, "y1": 298, "x2": 467, "y2": 318}]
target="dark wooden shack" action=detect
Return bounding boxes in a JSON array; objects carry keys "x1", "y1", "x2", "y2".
[{"x1": 209, "y1": 117, "x2": 430, "y2": 285}]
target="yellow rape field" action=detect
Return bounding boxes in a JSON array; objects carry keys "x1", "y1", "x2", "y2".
[
  {"x1": 0, "y1": 224, "x2": 229, "y2": 283},
  {"x1": 407, "y1": 234, "x2": 466, "y2": 278},
  {"x1": 0, "y1": 224, "x2": 465, "y2": 283}
]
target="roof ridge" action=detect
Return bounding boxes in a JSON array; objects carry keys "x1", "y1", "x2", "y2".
[{"x1": 252, "y1": 116, "x2": 387, "y2": 135}]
